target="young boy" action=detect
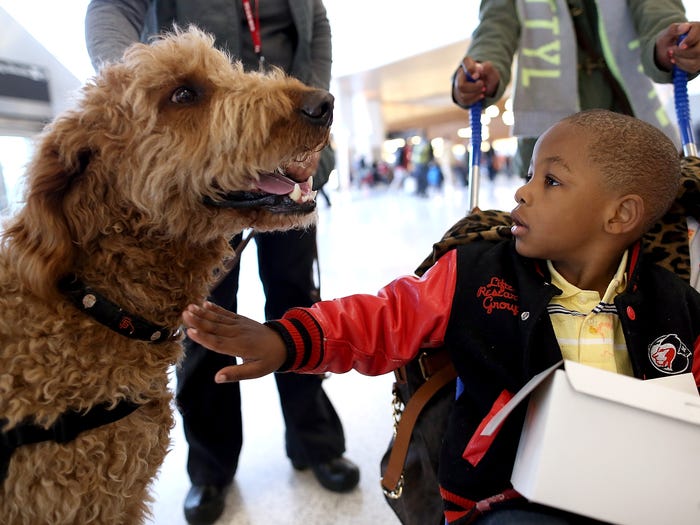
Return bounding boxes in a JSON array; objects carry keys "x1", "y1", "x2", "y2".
[{"x1": 183, "y1": 110, "x2": 700, "y2": 524}]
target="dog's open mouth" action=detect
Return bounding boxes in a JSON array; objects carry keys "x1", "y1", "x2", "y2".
[{"x1": 204, "y1": 171, "x2": 317, "y2": 214}]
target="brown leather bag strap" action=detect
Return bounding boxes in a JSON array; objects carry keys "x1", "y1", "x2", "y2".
[{"x1": 381, "y1": 361, "x2": 457, "y2": 495}]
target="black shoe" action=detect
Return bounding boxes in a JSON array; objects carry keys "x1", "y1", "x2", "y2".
[
  {"x1": 183, "y1": 484, "x2": 227, "y2": 525},
  {"x1": 292, "y1": 456, "x2": 360, "y2": 492}
]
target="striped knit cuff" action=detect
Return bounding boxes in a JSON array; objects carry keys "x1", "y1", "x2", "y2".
[
  {"x1": 265, "y1": 320, "x2": 298, "y2": 371},
  {"x1": 264, "y1": 308, "x2": 324, "y2": 372}
]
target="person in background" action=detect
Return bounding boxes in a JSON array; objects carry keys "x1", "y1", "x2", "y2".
[
  {"x1": 411, "y1": 137, "x2": 433, "y2": 197},
  {"x1": 182, "y1": 110, "x2": 700, "y2": 524},
  {"x1": 452, "y1": 0, "x2": 700, "y2": 179},
  {"x1": 85, "y1": 2, "x2": 359, "y2": 524}
]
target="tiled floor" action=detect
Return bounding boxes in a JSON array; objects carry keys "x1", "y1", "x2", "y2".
[{"x1": 145, "y1": 173, "x2": 523, "y2": 525}]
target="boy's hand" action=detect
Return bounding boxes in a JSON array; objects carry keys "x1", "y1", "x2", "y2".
[
  {"x1": 182, "y1": 301, "x2": 287, "y2": 383},
  {"x1": 655, "y1": 22, "x2": 700, "y2": 73},
  {"x1": 452, "y1": 56, "x2": 500, "y2": 108}
]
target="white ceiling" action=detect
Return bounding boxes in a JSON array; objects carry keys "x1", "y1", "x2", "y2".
[
  {"x1": 1, "y1": 1, "x2": 700, "y2": 139},
  {"x1": 0, "y1": 1, "x2": 481, "y2": 83},
  {"x1": 324, "y1": 0, "x2": 479, "y2": 77}
]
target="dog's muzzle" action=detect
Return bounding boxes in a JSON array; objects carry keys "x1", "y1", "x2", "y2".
[{"x1": 300, "y1": 90, "x2": 334, "y2": 128}]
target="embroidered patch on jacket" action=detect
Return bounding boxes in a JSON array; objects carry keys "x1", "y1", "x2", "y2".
[
  {"x1": 648, "y1": 334, "x2": 691, "y2": 374},
  {"x1": 476, "y1": 277, "x2": 519, "y2": 316}
]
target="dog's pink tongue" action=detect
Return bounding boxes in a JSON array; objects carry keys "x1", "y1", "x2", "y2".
[{"x1": 256, "y1": 172, "x2": 295, "y2": 195}]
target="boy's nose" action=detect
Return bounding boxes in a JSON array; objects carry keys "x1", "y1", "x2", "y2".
[{"x1": 514, "y1": 185, "x2": 527, "y2": 204}]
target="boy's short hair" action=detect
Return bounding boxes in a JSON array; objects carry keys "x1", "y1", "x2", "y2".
[{"x1": 564, "y1": 109, "x2": 681, "y2": 231}]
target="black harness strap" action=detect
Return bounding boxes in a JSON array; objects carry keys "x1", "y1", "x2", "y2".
[{"x1": 0, "y1": 400, "x2": 140, "y2": 482}]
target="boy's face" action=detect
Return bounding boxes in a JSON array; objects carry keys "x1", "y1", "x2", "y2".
[{"x1": 510, "y1": 121, "x2": 615, "y2": 263}]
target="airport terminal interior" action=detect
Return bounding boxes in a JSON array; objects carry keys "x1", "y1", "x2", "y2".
[{"x1": 1, "y1": 1, "x2": 699, "y2": 524}]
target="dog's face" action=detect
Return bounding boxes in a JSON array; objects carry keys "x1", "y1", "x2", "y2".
[
  {"x1": 0, "y1": 27, "x2": 334, "y2": 299},
  {"x1": 43, "y1": 27, "x2": 332, "y2": 244}
]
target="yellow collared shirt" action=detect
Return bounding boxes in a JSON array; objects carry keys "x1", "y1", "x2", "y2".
[{"x1": 547, "y1": 252, "x2": 633, "y2": 376}]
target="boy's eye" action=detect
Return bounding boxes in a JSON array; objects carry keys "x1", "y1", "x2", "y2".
[{"x1": 544, "y1": 175, "x2": 560, "y2": 186}]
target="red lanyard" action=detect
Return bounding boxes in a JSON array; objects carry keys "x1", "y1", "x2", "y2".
[{"x1": 242, "y1": 0, "x2": 262, "y2": 55}]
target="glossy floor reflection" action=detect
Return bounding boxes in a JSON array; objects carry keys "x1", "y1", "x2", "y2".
[{"x1": 146, "y1": 173, "x2": 523, "y2": 525}]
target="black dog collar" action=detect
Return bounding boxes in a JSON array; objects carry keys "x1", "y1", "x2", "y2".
[{"x1": 58, "y1": 274, "x2": 180, "y2": 343}]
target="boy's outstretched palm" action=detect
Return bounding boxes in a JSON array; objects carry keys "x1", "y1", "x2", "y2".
[{"x1": 182, "y1": 301, "x2": 286, "y2": 383}]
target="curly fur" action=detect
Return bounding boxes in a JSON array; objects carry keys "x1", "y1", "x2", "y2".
[{"x1": 0, "y1": 27, "x2": 330, "y2": 524}]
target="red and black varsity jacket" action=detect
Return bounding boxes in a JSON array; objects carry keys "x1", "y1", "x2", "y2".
[{"x1": 266, "y1": 239, "x2": 700, "y2": 524}]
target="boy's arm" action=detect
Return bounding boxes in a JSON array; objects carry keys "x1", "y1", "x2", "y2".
[{"x1": 183, "y1": 249, "x2": 459, "y2": 382}]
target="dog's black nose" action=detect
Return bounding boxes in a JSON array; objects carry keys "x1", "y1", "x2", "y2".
[{"x1": 300, "y1": 90, "x2": 334, "y2": 127}]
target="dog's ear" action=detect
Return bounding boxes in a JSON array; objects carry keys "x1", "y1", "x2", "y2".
[{"x1": 3, "y1": 113, "x2": 91, "y2": 300}]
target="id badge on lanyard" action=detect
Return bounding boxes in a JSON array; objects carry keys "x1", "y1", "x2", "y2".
[{"x1": 242, "y1": 0, "x2": 265, "y2": 69}]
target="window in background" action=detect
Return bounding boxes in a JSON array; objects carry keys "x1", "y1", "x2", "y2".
[{"x1": 0, "y1": 135, "x2": 33, "y2": 215}]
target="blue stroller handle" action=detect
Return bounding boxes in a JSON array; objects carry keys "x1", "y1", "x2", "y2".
[
  {"x1": 457, "y1": 72, "x2": 484, "y2": 399},
  {"x1": 465, "y1": 71, "x2": 483, "y2": 211},
  {"x1": 469, "y1": 102, "x2": 483, "y2": 211},
  {"x1": 673, "y1": 33, "x2": 697, "y2": 157}
]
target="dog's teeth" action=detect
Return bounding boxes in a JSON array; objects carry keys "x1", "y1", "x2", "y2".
[
  {"x1": 289, "y1": 183, "x2": 302, "y2": 202},
  {"x1": 300, "y1": 190, "x2": 317, "y2": 203},
  {"x1": 308, "y1": 175, "x2": 314, "y2": 188}
]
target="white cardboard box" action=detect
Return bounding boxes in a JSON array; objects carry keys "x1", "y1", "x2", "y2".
[{"x1": 509, "y1": 360, "x2": 700, "y2": 525}]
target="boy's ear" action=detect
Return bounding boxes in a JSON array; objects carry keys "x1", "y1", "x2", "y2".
[{"x1": 604, "y1": 194, "x2": 644, "y2": 235}]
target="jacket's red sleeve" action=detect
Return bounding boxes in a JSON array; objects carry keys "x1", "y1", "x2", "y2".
[{"x1": 266, "y1": 249, "x2": 458, "y2": 376}]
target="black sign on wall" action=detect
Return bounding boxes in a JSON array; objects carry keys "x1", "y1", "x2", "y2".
[
  {"x1": 0, "y1": 59, "x2": 52, "y2": 122},
  {"x1": 0, "y1": 59, "x2": 50, "y2": 102}
]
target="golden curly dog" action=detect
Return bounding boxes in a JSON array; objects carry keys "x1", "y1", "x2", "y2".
[{"x1": 0, "y1": 27, "x2": 332, "y2": 524}]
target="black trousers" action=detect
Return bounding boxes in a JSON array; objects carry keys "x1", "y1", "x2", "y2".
[{"x1": 175, "y1": 227, "x2": 346, "y2": 486}]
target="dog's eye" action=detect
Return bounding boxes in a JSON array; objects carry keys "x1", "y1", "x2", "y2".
[{"x1": 170, "y1": 86, "x2": 198, "y2": 104}]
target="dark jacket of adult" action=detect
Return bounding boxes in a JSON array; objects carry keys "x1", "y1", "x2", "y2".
[{"x1": 85, "y1": 0, "x2": 331, "y2": 89}]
